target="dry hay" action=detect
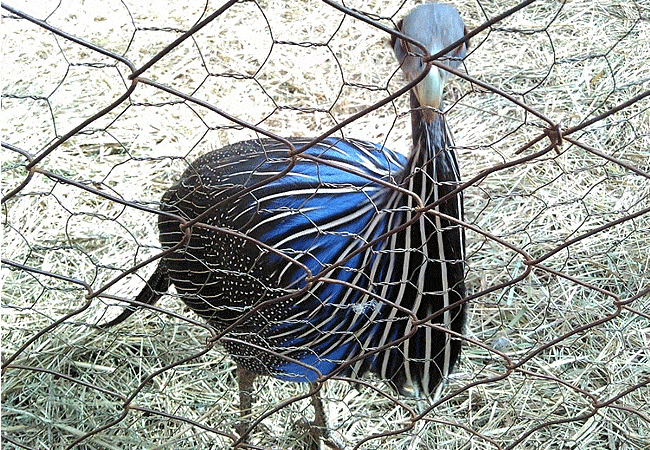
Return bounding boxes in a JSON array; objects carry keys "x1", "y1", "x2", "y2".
[{"x1": 2, "y1": 0, "x2": 649, "y2": 449}]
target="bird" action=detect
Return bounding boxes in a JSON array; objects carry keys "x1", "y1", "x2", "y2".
[{"x1": 102, "y1": 2, "x2": 468, "y2": 447}]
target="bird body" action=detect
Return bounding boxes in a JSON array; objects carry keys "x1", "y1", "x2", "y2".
[
  {"x1": 159, "y1": 137, "x2": 409, "y2": 378},
  {"x1": 157, "y1": 118, "x2": 465, "y2": 396}
]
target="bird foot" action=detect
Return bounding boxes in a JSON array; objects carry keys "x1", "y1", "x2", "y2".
[
  {"x1": 234, "y1": 420, "x2": 250, "y2": 439},
  {"x1": 296, "y1": 418, "x2": 345, "y2": 450},
  {"x1": 234, "y1": 417, "x2": 266, "y2": 443}
]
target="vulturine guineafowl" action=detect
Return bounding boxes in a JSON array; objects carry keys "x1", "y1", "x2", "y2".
[{"x1": 102, "y1": 3, "x2": 469, "y2": 447}]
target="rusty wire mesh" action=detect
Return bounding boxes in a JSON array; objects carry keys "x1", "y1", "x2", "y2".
[{"x1": 2, "y1": 0, "x2": 649, "y2": 449}]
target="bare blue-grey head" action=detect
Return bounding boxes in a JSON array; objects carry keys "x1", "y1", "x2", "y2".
[{"x1": 393, "y1": 3, "x2": 468, "y2": 120}]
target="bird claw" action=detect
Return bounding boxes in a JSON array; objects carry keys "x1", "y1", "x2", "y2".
[
  {"x1": 295, "y1": 418, "x2": 345, "y2": 450},
  {"x1": 234, "y1": 417, "x2": 269, "y2": 443},
  {"x1": 234, "y1": 420, "x2": 250, "y2": 439}
]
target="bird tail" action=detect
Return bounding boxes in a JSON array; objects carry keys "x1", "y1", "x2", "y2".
[{"x1": 98, "y1": 261, "x2": 170, "y2": 328}]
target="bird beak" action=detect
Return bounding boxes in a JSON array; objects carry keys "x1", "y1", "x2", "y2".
[{"x1": 414, "y1": 65, "x2": 444, "y2": 119}]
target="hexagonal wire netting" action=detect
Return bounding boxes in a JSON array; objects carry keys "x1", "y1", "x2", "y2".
[{"x1": 2, "y1": 0, "x2": 649, "y2": 449}]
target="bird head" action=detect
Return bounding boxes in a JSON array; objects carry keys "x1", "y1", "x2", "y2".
[{"x1": 392, "y1": 3, "x2": 468, "y2": 121}]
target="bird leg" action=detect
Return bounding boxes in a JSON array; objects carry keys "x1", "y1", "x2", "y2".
[
  {"x1": 236, "y1": 369, "x2": 344, "y2": 449},
  {"x1": 310, "y1": 384, "x2": 327, "y2": 431},
  {"x1": 297, "y1": 382, "x2": 345, "y2": 450},
  {"x1": 235, "y1": 365, "x2": 257, "y2": 441}
]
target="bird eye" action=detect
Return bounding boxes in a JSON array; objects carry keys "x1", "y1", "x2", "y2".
[
  {"x1": 463, "y1": 26, "x2": 471, "y2": 50},
  {"x1": 401, "y1": 39, "x2": 411, "y2": 58}
]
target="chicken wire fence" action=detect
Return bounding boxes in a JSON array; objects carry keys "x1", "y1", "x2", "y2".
[{"x1": 2, "y1": 0, "x2": 649, "y2": 449}]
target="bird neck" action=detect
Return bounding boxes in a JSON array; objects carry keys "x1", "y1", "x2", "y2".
[{"x1": 408, "y1": 91, "x2": 453, "y2": 176}]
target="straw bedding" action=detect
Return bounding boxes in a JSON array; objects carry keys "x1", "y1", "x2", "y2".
[{"x1": 2, "y1": 0, "x2": 648, "y2": 449}]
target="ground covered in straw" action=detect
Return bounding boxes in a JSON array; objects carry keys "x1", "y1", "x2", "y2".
[{"x1": 2, "y1": 0, "x2": 649, "y2": 449}]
